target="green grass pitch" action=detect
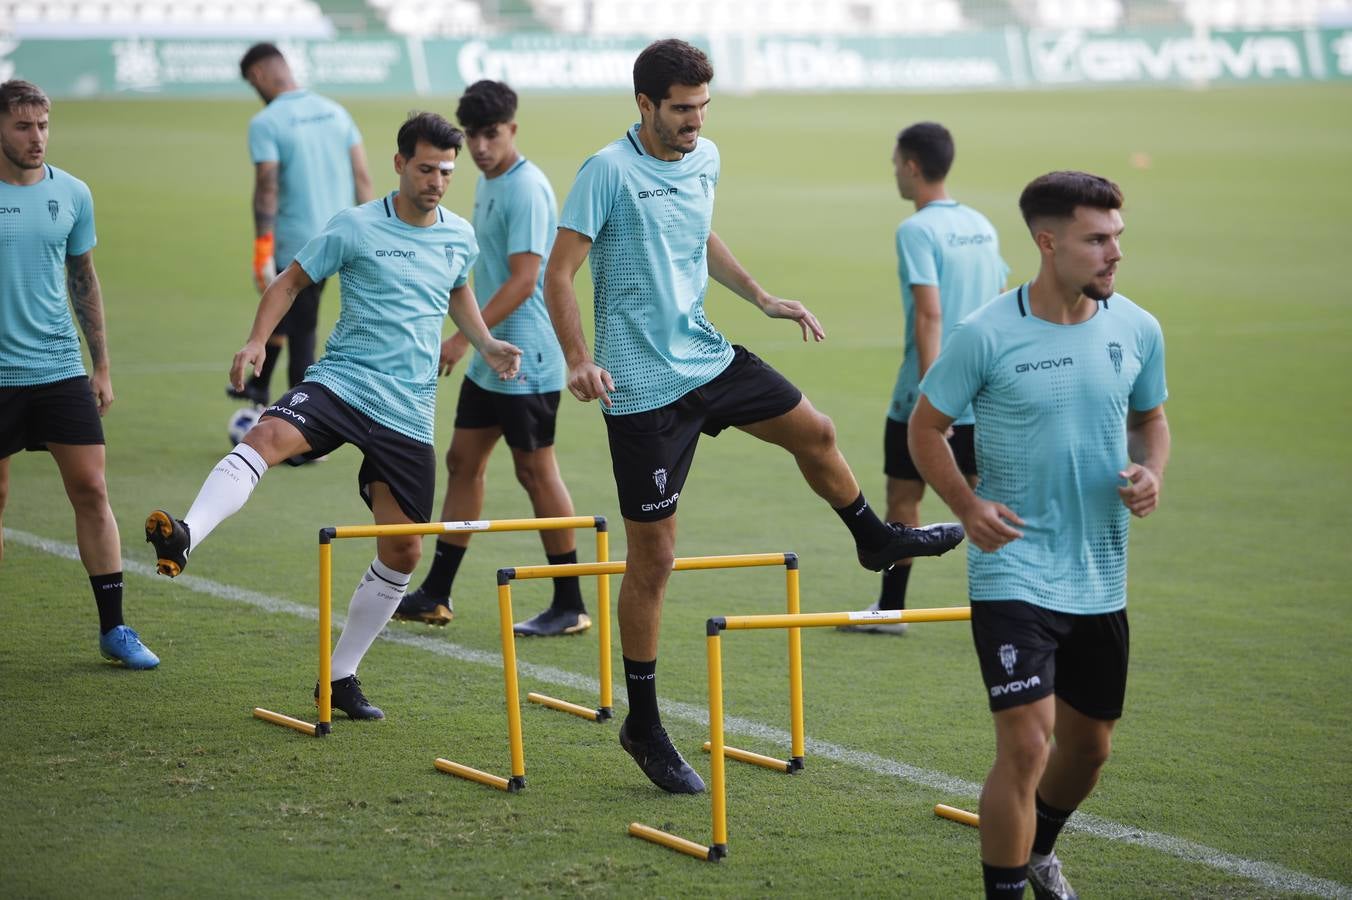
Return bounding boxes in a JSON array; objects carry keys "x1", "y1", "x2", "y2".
[{"x1": 1, "y1": 84, "x2": 1349, "y2": 897}]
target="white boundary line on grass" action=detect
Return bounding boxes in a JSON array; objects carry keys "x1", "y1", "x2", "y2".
[{"x1": 9, "y1": 527, "x2": 1348, "y2": 899}]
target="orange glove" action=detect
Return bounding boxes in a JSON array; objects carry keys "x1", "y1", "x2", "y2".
[{"x1": 252, "y1": 233, "x2": 277, "y2": 293}]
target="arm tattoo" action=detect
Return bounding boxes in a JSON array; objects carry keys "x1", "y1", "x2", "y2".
[
  {"x1": 66, "y1": 253, "x2": 108, "y2": 368},
  {"x1": 253, "y1": 164, "x2": 279, "y2": 235}
]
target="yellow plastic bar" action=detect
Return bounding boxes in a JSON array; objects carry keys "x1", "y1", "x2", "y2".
[
  {"x1": 526, "y1": 692, "x2": 600, "y2": 722},
  {"x1": 434, "y1": 758, "x2": 513, "y2": 792},
  {"x1": 935, "y1": 804, "x2": 980, "y2": 827},
  {"x1": 786, "y1": 566, "x2": 804, "y2": 764},
  {"x1": 252, "y1": 707, "x2": 319, "y2": 736},
  {"x1": 628, "y1": 823, "x2": 716, "y2": 861},
  {"x1": 317, "y1": 540, "x2": 332, "y2": 729},
  {"x1": 507, "y1": 552, "x2": 792, "y2": 582},
  {"x1": 721, "y1": 606, "x2": 972, "y2": 631},
  {"x1": 331, "y1": 516, "x2": 599, "y2": 540},
  {"x1": 595, "y1": 529, "x2": 612, "y2": 712},
  {"x1": 499, "y1": 583, "x2": 527, "y2": 781},
  {"x1": 708, "y1": 631, "x2": 728, "y2": 848},
  {"x1": 701, "y1": 741, "x2": 791, "y2": 773}
]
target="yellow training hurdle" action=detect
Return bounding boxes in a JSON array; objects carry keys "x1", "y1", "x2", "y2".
[
  {"x1": 629, "y1": 605, "x2": 973, "y2": 862},
  {"x1": 435, "y1": 552, "x2": 803, "y2": 793},
  {"x1": 251, "y1": 516, "x2": 609, "y2": 740}
]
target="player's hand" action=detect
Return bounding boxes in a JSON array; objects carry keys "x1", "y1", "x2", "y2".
[
  {"x1": 230, "y1": 340, "x2": 268, "y2": 392},
  {"x1": 566, "y1": 360, "x2": 615, "y2": 408},
  {"x1": 761, "y1": 296, "x2": 825, "y2": 343},
  {"x1": 480, "y1": 338, "x2": 522, "y2": 381},
  {"x1": 956, "y1": 496, "x2": 1025, "y2": 553},
  {"x1": 89, "y1": 368, "x2": 114, "y2": 416},
  {"x1": 1118, "y1": 464, "x2": 1161, "y2": 518},
  {"x1": 439, "y1": 333, "x2": 470, "y2": 376}
]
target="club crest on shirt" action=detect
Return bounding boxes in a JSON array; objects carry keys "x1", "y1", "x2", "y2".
[
  {"x1": 1107, "y1": 341, "x2": 1123, "y2": 375},
  {"x1": 998, "y1": 643, "x2": 1018, "y2": 676},
  {"x1": 444, "y1": 245, "x2": 460, "y2": 273},
  {"x1": 699, "y1": 173, "x2": 709, "y2": 198},
  {"x1": 48, "y1": 200, "x2": 59, "y2": 222}
]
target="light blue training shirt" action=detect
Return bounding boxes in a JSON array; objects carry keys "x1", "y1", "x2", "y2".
[
  {"x1": 889, "y1": 199, "x2": 1008, "y2": 425},
  {"x1": 920, "y1": 286, "x2": 1168, "y2": 614},
  {"x1": 248, "y1": 89, "x2": 361, "y2": 265},
  {"x1": 466, "y1": 156, "x2": 564, "y2": 396},
  {"x1": 0, "y1": 164, "x2": 97, "y2": 387},
  {"x1": 293, "y1": 192, "x2": 479, "y2": 444},
  {"x1": 558, "y1": 124, "x2": 734, "y2": 416}
]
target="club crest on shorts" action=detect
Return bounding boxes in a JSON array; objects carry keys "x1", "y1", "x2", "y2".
[
  {"x1": 48, "y1": 200, "x2": 59, "y2": 222},
  {"x1": 289, "y1": 392, "x2": 309, "y2": 407},
  {"x1": 653, "y1": 468, "x2": 668, "y2": 496},
  {"x1": 998, "y1": 643, "x2": 1018, "y2": 676},
  {"x1": 1107, "y1": 341, "x2": 1123, "y2": 375}
]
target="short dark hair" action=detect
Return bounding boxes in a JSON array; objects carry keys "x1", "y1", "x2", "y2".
[
  {"x1": 1019, "y1": 171, "x2": 1123, "y2": 227},
  {"x1": 396, "y1": 111, "x2": 464, "y2": 159},
  {"x1": 633, "y1": 39, "x2": 713, "y2": 106},
  {"x1": 896, "y1": 122, "x2": 954, "y2": 183},
  {"x1": 239, "y1": 42, "x2": 284, "y2": 79},
  {"x1": 0, "y1": 79, "x2": 50, "y2": 115},
  {"x1": 456, "y1": 80, "x2": 518, "y2": 130}
]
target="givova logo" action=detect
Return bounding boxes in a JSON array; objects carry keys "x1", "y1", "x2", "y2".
[
  {"x1": 637, "y1": 187, "x2": 678, "y2": 199},
  {"x1": 376, "y1": 249, "x2": 416, "y2": 258},
  {"x1": 1015, "y1": 357, "x2": 1073, "y2": 374}
]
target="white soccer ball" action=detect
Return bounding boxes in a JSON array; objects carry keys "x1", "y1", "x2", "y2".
[{"x1": 228, "y1": 406, "x2": 262, "y2": 446}]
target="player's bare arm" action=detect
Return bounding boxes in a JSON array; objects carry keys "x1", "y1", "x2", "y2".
[
  {"x1": 349, "y1": 143, "x2": 374, "y2": 204},
  {"x1": 1120, "y1": 404, "x2": 1170, "y2": 517},
  {"x1": 443, "y1": 250, "x2": 542, "y2": 371},
  {"x1": 706, "y1": 230, "x2": 824, "y2": 342},
  {"x1": 66, "y1": 249, "x2": 113, "y2": 415},
  {"x1": 912, "y1": 283, "x2": 942, "y2": 377},
  {"x1": 251, "y1": 160, "x2": 279, "y2": 292},
  {"x1": 231, "y1": 261, "x2": 313, "y2": 388},
  {"x1": 910, "y1": 393, "x2": 1024, "y2": 551},
  {"x1": 447, "y1": 283, "x2": 521, "y2": 380},
  {"x1": 545, "y1": 227, "x2": 614, "y2": 406}
]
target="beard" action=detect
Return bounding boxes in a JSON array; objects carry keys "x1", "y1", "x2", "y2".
[
  {"x1": 1, "y1": 138, "x2": 44, "y2": 170},
  {"x1": 654, "y1": 115, "x2": 698, "y2": 155},
  {"x1": 1081, "y1": 276, "x2": 1115, "y2": 301}
]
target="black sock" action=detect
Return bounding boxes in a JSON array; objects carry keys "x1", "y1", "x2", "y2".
[
  {"x1": 90, "y1": 572, "x2": 124, "y2": 635},
  {"x1": 419, "y1": 541, "x2": 466, "y2": 599},
  {"x1": 252, "y1": 341, "x2": 282, "y2": 394},
  {"x1": 623, "y1": 656, "x2": 659, "y2": 729},
  {"x1": 1032, "y1": 794, "x2": 1075, "y2": 856},
  {"x1": 546, "y1": 550, "x2": 584, "y2": 612},
  {"x1": 982, "y1": 863, "x2": 1028, "y2": 899},
  {"x1": 833, "y1": 492, "x2": 891, "y2": 552},
  {"x1": 877, "y1": 563, "x2": 912, "y2": 610},
  {"x1": 287, "y1": 330, "x2": 316, "y2": 387}
]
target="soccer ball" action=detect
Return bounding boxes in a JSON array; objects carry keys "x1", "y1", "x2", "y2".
[{"x1": 228, "y1": 406, "x2": 262, "y2": 446}]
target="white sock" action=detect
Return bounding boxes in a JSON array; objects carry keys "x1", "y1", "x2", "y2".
[
  {"x1": 330, "y1": 558, "x2": 410, "y2": 680},
  {"x1": 182, "y1": 443, "x2": 269, "y2": 553}
]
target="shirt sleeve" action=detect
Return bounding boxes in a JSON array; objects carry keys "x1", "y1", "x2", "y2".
[
  {"x1": 248, "y1": 115, "x2": 279, "y2": 164},
  {"x1": 919, "y1": 319, "x2": 989, "y2": 420},
  {"x1": 67, "y1": 180, "x2": 97, "y2": 257},
  {"x1": 897, "y1": 220, "x2": 939, "y2": 288},
  {"x1": 558, "y1": 154, "x2": 621, "y2": 240},
  {"x1": 455, "y1": 232, "x2": 479, "y2": 290},
  {"x1": 1129, "y1": 314, "x2": 1169, "y2": 411},
  {"x1": 506, "y1": 180, "x2": 553, "y2": 258},
  {"x1": 293, "y1": 211, "x2": 351, "y2": 282}
]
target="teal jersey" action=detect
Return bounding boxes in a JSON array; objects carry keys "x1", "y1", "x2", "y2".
[
  {"x1": 558, "y1": 125, "x2": 733, "y2": 416},
  {"x1": 248, "y1": 89, "x2": 362, "y2": 264},
  {"x1": 920, "y1": 286, "x2": 1168, "y2": 614},
  {"x1": 294, "y1": 193, "x2": 479, "y2": 445},
  {"x1": 0, "y1": 164, "x2": 97, "y2": 387},
  {"x1": 889, "y1": 200, "x2": 1008, "y2": 425},
  {"x1": 466, "y1": 157, "x2": 564, "y2": 396}
]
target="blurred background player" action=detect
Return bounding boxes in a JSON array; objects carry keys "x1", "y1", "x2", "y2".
[
  {"x1": 0, "y1": 80, "x2": 158, "y2": 669},
  {"x1": 545, "y1": 40, "x2": 964, "y2": 794},
  {"x1": 394, "y1": 80, "x2": 590, "y2": 638},
  {"x1": 228, "y1": 42, "x2": 373, "y2": 408},
  {"x1": 841, "y1": 122, "x2": 1008, "y2": 636},
  {"x1": 146, "y1": 113, "x2": 520, "y2": 719},
  {"x1": 911, "y1": 172, "x2": 1170, "y2": 899}
]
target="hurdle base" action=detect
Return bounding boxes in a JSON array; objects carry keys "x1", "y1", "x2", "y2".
[
  {"x1": 702, "y1": 741, "x2": 795, "y2": 774},
  {"x1": 253, "y1": 707, "x2": 325, "y2": 737},
  {"x1": 628, "y1": 822, "x2": 723, "y2": 862},
  {"x1": 526, "y1": 691, "x2": 608, "y2": 723},
  {"x1": 434, "y1": 758, "x2": 524, "y2": 792},
  {"x1": 934, "y1": 804, "x2": 980, "y2": 827}
]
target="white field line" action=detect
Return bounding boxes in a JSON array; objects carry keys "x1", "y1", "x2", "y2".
[{"x1": 8, "y1": 528, "x2": 1349, "y2": 899}]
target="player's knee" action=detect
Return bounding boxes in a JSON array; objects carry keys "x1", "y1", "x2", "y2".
[
  {"x1": 512, "y1": 459, "x2": 544, "y2": 493},
  {"x1": 380, "y1": 537, "x2": 421, "y2": 574},
  {"x1": 1069, "y1": 730, "x2": 1113, "y2": 772},
  {"x1": 998, "y1": 731, "x2": 1052, "y2": 782},
  {"x1": 801, "y1": 409, "x2": 838, "y2": 457},
  {"x1": 445, "y1": 449, "x2": 485, "y2": 483},
  {"x1": 65, "y1": 471, "x2": 110, "y2": 512}
]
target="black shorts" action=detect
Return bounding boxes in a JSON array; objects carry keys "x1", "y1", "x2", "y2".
[
  {"x1": 273, "y1": 277, "x2": 325, "y2": 338},
  {"x1": 262, "y1": 381, "x2": 435, "y2": 523},
  {"x1": 970, "y1": 600, "x2": 1129, "y2": 719},
  {"x1": 604, "y1": 345, "x2": 802, "y2": 522},
  {"x1": 0, "y1": 376, "x2": 105, "y2": 458},
  {"x1": 453, "y1": 378, "x2": 560, "y2": 451},
  {"x1": 885, "y1": 419, "x2": 976, "y2": 480}
]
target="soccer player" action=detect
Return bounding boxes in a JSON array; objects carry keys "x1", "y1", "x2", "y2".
[
  {"x1": 146, "y1": 113, "x2": 522, "y2": 719},
  {"x1": 841, "y1": 122, "x2": 1008, "y2": 636},
  {"x1": 545, "y1": 39, "x2": 964, "y2": 794},
  {"x1": 910, "y1": 172, "x2": 1170, "y2": 899},
  {"x1": 394, "y1": 80, "x2": 590, "y2": 638},
  {"x1": 0, "y1": 80, "x2": 158, "y2": 669},
  {"x1": 229, "y1": 42, "x2": 374, "y2": 407}
]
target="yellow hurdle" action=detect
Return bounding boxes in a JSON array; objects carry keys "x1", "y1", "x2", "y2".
[
  {"x1": 935, "y1": 804, "x2": 981, "y2": 828},
  {"x1": 252, "y1": 516, "x2": 609, "y2": 743}
]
